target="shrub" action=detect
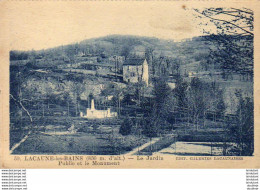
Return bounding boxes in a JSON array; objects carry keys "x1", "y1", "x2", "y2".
[{"x1": 119, "y1": 117, "x2": 133, "y2": 136}]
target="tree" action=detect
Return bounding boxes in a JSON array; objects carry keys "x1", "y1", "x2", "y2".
[
  {"x1": 65, "y1": 44, "x2": 77, "y2": 63},
  {"x1": 153, "y1": 78, "x2": 171, "y2": 112},
  {"x1": 143, "y1": 78, "x2": 175, "y2": 134},
  {"x1": 121, "y1": 46, "x2": 132, "y2": 59},
  {"x1": 194, "y1": 8, "x2": 253, "y2": 76},
  {"x1": 209, "y1": 81, "x2": 226, "y2": 116},
  {"x1": 71, "y1": 82, "x2": 85, "y2": 116},
  {"x1": 9, "y1": 65, "x2": 35, "y2": 153},
  {"x1": 121, "y1": 93, "x2": 135, "y2": 106},
  {"x1": 194, "y1": 8, "x2": 254, "y2": 154},
  {"x1": 141, "y1": 116, "x2": 159, "y2": 138},
  {"x1": 119, "y1": 117, "x2": 133, "y2": 136},
  {"x1": 186, "y1": 78, "x2": 207, "y2": 130},
  {"x1": 145, "y1": 47, "x2": 154, "y2": 64},
  {"x1": 229, "y1": 95, "x2": 254, "y2": 156},
  {"x1": 173, "y1": 76, "x2": 189, "y2": 108},
  {"x1": 168, "y1": 57, "x2": 181, "y2": 76}
]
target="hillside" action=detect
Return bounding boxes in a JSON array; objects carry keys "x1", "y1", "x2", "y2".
[
  {"x1": 9, "y1": 34, "x2": 254, "y2": 156},
  {"x1": 10, "y1": 34, "x2": 252, "y2": 75},
  {"x1": 10, "y1": 35, "x2": 208, "y2": 66},
  {"x1": 10, "y1": 34, "x2": 253, "y2": 116}
]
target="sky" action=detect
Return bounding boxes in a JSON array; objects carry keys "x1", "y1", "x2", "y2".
[{"x1": 1, "y1": 1, "x2": 233, "y2": 51}]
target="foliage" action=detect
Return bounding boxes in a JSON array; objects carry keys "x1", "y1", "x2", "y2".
[
  {"x1": 152, "y1": 78, "x2": 172, "y2": 111},
  {"x1": 138, "y1": 79, "x2": 175, "y2": 137},
  {"x1": 173, "y1": 77, "x2": 189, "y2": 108},
  {"x1": 229, "y1": 95, "x2": 254, "y2": 156},
  {"x1": 193, "y1": 8, "x2": 254, "y2": 154},
  {"x1": 9, "y1": 33, "x2": 253, "y2": 155},
  {"x1": 194, "y1": 8, "x2": 253, "y2": 75},
  {"x1": 119, "y1": 117, "x2": 133, "y2": 136},
  {"x1": 173, "y1": 77, "x2": 226, "y2": 130},
  {"x1": 141, "y1": 116, "x2": 159, "y2": 138}
]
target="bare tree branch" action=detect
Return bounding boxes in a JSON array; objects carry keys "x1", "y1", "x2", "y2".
[
  {"x1": 194, "y1": 9, "x2": 253, "y2": 36},
  {"x1": 10, "y1": 94, "x2": 33, "y2": 123},
  {"x1": 230, "y1": 8, "x2": 253, "y2": 15}
]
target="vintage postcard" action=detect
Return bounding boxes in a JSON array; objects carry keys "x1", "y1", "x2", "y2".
[{"x1": 0, "y1": 0, "x2": 259, "y2": 168}]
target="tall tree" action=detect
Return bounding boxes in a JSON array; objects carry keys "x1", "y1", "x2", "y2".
[
  {"x1": 229, "y1": 95, "x2": 254, "y2": 156},
  {"x1": 186, "y1": 78, "x2": 207, "y2": 130}
]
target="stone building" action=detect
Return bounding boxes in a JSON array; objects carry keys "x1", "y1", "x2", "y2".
[{"x1": 122, "y1": 58, "x2": 149, "y2": 86}]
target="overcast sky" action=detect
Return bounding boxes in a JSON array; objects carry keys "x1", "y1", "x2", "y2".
[{"x1": 2, "y1": 2, "x2": 226, "y2": 50}]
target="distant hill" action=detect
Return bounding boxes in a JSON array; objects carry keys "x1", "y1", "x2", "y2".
[
  {"x1": 9, "y1": 35, "x2": 208, "y2": 59},
  {"x1": 10, "y1": 35, "x2": 210, "y2": 67},
  {"x1": 10, "y1": 34, "x2": 252, "y2": 76}
]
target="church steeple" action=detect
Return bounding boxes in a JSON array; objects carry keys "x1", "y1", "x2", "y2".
[{"x1": 142, "y1": 59, "x2": 149, "y2": 86}]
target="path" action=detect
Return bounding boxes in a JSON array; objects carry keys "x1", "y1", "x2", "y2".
[
  {"x1": 124, "y1": 138, "x2": 160, "y2": 156},
  {"x1": 10, "y1": 131, "x2": 31, "y2": 154},
  {"x1": 155, "y1": 141, "x2": 223, "y2": 156}
]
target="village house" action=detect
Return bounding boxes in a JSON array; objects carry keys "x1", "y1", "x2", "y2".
[
  {"x1": 81, "y1": 99, "x2": 117, "y2": 119},
  {"x1": 123, "y1": 58, "x2": 149, "y2": 86}
]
